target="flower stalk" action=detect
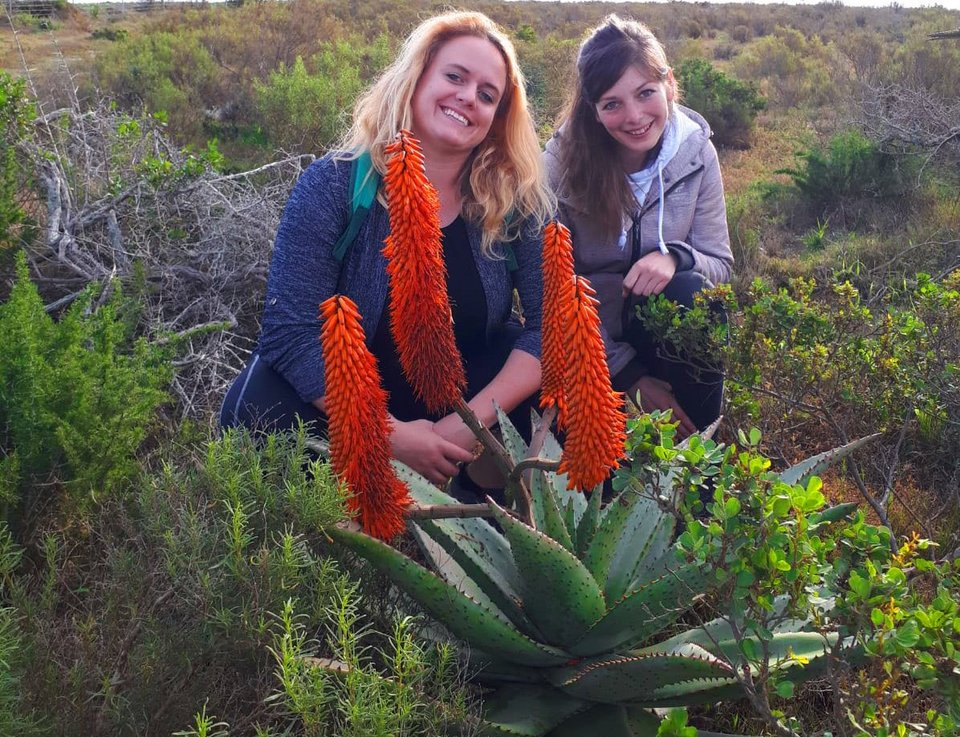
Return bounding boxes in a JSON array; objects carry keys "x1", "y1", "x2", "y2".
[
  {"x1": 382, "y1": 129, "x2": 465, "y2": 414},
  {"x1": 319, "y1": 294, "x2": 411, "y2": 540}
]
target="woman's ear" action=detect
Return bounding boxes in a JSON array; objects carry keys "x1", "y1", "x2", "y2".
[{"x1": 666, "y1": 68, "x2": 677, "y2": 103}]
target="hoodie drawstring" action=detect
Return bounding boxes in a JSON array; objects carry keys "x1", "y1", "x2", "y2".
[{"x1": 656, "y1": 164, "x2": 668, "y2": 256}]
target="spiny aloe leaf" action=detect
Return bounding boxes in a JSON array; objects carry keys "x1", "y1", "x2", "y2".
[
  {"x1": 396, "y1": 462, "x2": 522, "y2": 594},
  {"x1": 490, "y1": 500, "x2": 607, "y2": 648},
  {"x1": 481, "y1": 684, "x2": 591, "y2": 737},
  {"x1": 604, "y1": 487, "x2": 675, "y2": 601},
  {"x1": 496, "y1": 402, "x2": 529, "y2": 465},
  {"x1": 329, "y1": 524, "x2": 568, "y2": 667},
  {"x1": 627, "y1": 676, "x2": 741, "y2": 707},
  {"x1": 575, "y1": 486, "x2": 604, "y2": 558},
  {"x1": 778, "y1": 434, "x2": 879, "y2": 486},
  {"x1": 470, "y1": 653, "x2": 549, "y2": 685},
  {"x1": 542, "y1": 429, "x2": 588, "y2": 532},
  {"x1": 549, "y1": 704, "x2": 648, "y2": 737},
  {"x1": 809, "y1": 502, "x2": 858, "y2": 526},
  {"x1": 582, "y1": 491, "x2": 641, "y2": 591},
  {"x1": 532, "y1": 469, "x2": 575, "y2": 552},
  {"x1": 706, "y1": 631, "x2": 837, "y2": 673},
  {"x1": 553, "y1": 643, "x2": 734, "y2": 704},
  {"x1": 414, "y1": 519, "x2": 542, "y2": 639},
  {"x1": 572, "y1": 562, "x2": 712, "y2": 656}
]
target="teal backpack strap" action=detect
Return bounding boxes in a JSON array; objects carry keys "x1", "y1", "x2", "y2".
[{"x1": 332, "y1": 151, "x2": 379, "y2": 264}]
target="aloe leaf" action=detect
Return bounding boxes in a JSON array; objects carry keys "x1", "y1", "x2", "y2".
[
  {"x1": 396, "y1": 463, "x2": 520, "y2": 590},
  {"x1": 414, "y1": 520, "x2": 542, "y2": 639},
  {"x1": 572, "y1": 562, "x2": 712, "y2": 656},
  {"x1": 491, "y1": 501, "x2": 607, "y2": 648},
  {"x1": 481, "y1": 684, "x2": 591, "y2": 737},
  {"x1": 542, "y1": 430, "x2": 588, "y2": 531},
  {"x1": 549, "y1": 704, "x2": 642, "y2": 737},
  {"x1": 329, "y1": 524, "x2": 568, "y2": 667},
  {"x1": 628, "y1": 676, "x2": 741, "y2": 707},
  {"x1": 554, "y1": 643, "x2": 734, "y2": 704},
  {"x1": 707, "y1": 631, "x2": 837, "y2": 673},
  {"x1": 582, "y1": 491, "x2": 640, "y2": 591},
  {"x1": 532, "y1": 469, "x2": 575, "y2": 551},
  {"x1": 575, "y1": 486, "x2": 603, "y2": 558},
  {"x1": 496, "y1": 402, "x2": 529, "y2": 465},
  {"x1": 809, "y1": 502, "x2": 858, "y2": 526},
  {"x1": 603, "y1": 488, "x2": 676, "y2": 602},
  {"x1": 778, "y1": 434, "x2": 879, "y2": 486},
  {"x1": 471, "y1": 653, "x2": 549, "y2": 685}
]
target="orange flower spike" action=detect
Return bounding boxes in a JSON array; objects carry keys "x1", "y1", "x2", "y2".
[
  {"x1": 540, "y1": 220, "x2": 577, "y2": 427},
  {"x1": 382, "y1": 130, "x2": 465, "y2": 413},
  {"x1": 558, "y1": 277, "x2": 627, "y2": 491},
  {"x1": 319, "y1": 295, "x2": 411, "y2": 541}
]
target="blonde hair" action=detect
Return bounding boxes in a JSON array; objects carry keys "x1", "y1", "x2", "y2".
[{"x1": 339, "y1": 11, "x2": 554, "y2": 255}]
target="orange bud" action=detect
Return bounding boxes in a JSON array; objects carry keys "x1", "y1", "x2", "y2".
[
  {"x1": 320, "y1": 295, "x2": 411, "y2": 540},
  {"x1": 557, "y1": 277, "x2": 627, "y2": 491},
  {"x1": 382, "y1": 130, "x2": 466, "y2": 413}
]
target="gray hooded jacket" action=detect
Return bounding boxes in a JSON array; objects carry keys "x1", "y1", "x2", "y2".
[{"x1": 543, "y1": 105, "x2": 733, "y2": 382}]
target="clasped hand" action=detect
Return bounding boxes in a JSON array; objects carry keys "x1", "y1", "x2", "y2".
[
  {"x1": 622, "y1": 250, "x2": 676, "y2": 298},
  {"x1": 389, "y1": 417, "x2": 475, "y2": 485}
]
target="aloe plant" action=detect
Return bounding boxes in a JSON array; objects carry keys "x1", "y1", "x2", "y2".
[{"x1": 331, "y1": 412, "x2": 870, "y2": 736}]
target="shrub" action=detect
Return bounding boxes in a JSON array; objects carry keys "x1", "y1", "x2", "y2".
[
  {"x1": 0, "y1": 72, "x2": 34, "y2": 259},
  {"x1": 676, "y1": 57, "x2": 765, "y2": 149},
  {"x1": 0, "y1": 253, "x2": 171, "y2": 532},
  {"x1": 95, "y1": 31, "x2": 220, "y2": 143},
  {"x1": 255, "y1": 36, "x2": 391, "y2": 153},
  {"x1": 776, "y1": 129, "x2": 920, "y2": 226}
]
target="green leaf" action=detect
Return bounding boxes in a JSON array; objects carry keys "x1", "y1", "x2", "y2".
[
  {"x1": 779, "y1": 435, "x2": 879, "y2": 486},
  {"x1": 531, "y1": 469, "x2": 575, "y2": 552},
  {"x1": 554, "y1": 643, "x2": 734, "y2": 704},
  {"x1": 491, "y1": 501, "x2": 607, "y2": 649},
  {"x1": 576, "y1": 486, "x2": 604, "y2": 558},
  {"x1": 550, "y1": 704, "x2": 641, "y2": 737},
  {"x1": 808, "y1": 502, "x2": 858, "y2": 527},
  {"x1": 583, "y1": 492, "x2": 641, "y2": 591},
  {"x1": 571, "y1": 563, "x2": 712, "y2": 656},
  {"x1": 481, "y1": 684, "x2": 590, "y2": 737},
  {"x1": 776, "y1": 681, "x2": 795, "y2": 699},
  {"x1": 603, "y1": 488, "x2": 675, "y2": 602},
  {"x1": 329, "y1": 524, "x2": 569, "y2": 667},
  {"x1": 496, "y1": 403, "x2": 529, "y2": 465}
]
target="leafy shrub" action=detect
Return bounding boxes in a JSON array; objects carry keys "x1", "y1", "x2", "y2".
[
  {"x1": 9, "y1": 427, "x2": 473, "y2": 735},
  {"x1": 95, "y1": 31, "x2": 220, "y2": 143},
  {"x1": 732, "y1": 26, "x2": 852, "y2": 108},
  {"x1": 255, "y1": 36, "x2": 392, "y2": 153},
  {"x1": 676, "y1": 57, "x2": 765, "y2": 149},
  {"x1": 0, "y1": 253, "x2": 171, "y2": 530},
  {"x1": 0, "y1": 72, "x2": 34, "y2": 258},
  {"x1": 777, "y1": 129, "x2": 920, "y2": 226}
]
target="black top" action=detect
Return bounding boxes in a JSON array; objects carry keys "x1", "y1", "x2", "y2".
[{"x1": 372, "y1": 216, "x2": 489, "y2": 421}]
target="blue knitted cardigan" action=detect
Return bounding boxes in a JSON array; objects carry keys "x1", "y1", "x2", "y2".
[{"x1": 257, "y1": 154, "x2": 545, "y2": 404}]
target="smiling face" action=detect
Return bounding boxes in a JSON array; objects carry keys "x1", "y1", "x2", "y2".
[
  {"x1": 594, "y1": 64, "x2": 675, "y2": 172},
  {"x1": 410, "y1": 35, "x2": 508, "y2": 159}
]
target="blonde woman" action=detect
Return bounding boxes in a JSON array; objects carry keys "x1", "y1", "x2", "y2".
[{"x1": 221, "y1": 12, "x2": 554, "y2": 489}]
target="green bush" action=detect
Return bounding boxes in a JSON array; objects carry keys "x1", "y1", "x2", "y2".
[
  {"x1": 777, "y1": 129, "x2": 921, "y2": 226},
  {"x1": 0, "y1": 253, "x2": 171, "y2": 531},
  {"x1": 676, "y1": 57, "x2": 765, "y2": 149},
  {"x1": 95, "y1": 31, "x2": 220, "y2": 143},
  {"x1": 255, "y1": 36, "x2": 391, "y2": 153},
  {"x1": 0, "y1": 72, "x2": 34, "y2": 257}
]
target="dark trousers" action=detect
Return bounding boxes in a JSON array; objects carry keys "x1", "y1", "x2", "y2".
[
  {"x1": 622, "y1": 270, "x2": 725, "y2": 431},
  {"x1": 219, "y1": 326, "x2": 535, "y2": 442}
]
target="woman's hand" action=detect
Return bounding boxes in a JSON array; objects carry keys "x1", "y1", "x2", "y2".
[
  {"x1": 389, "y1": 417, "x2": 475, "y2": 485},
  {"x1": 629, "y1": 375, "x2": 697, "y2": 439},
  {"x1": 622, "y1": 251, "x2": 677, "y2": 298}
]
